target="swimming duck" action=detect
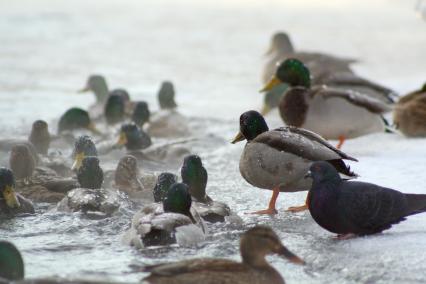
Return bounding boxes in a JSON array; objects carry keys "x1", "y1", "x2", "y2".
[
  {"x1": 9, "y1": 144, "x2": 36, "y2": 182},
  {"x1": 263, "y1": 32, "x2": 396, "y2": 104},
  {"x1": 58, "y1": 157, "x2": 122, "y2": 216},
  {"x1": 115, "y1": 123, "x2": 152, "y2": 151},
  {"x1": 262, "y1": 59, "x2": 391, "y2": 149},
  {"x1": 104, "y1": 92, "x2": 126, "y2": 125},
  {"x1": 181, "y1": 155, "x2": 231, "y2": 223},
  {"x1": 147, "y1": 81, "x2": 190, "y2": 138},
  {"x1": 153, "y1": 172, "x2": 178, "y2": 202},
  {"x1": 57, "y1": 107, "x2": 101, "y2": 135},
  {"x1": 0, "y1": 168, "x2": 34, "y2": 216},
  {"x1": 232, "y1": 110, "x2": 357, "y2": 214},
  {"x1": 125, "y1": 183, "x2": 206, "y2": 247},
  {"x1": 142, "y1": 225, "x2": 304, "y2": 284},
  {"x1": 79, "y1": 74, "x2": 109, "y2": 105},
  {"x1": 393, "y1": 82, "x2": 426, "y2": 137},
  {"x1": 132, "y1": 101, "x2": 151, "y2": 128},
  {"x1": 71, "y1": 135, "x2": 98, "y2": 171},
  {"x1": 307, "y1": 161, "x2": 426, "y2": 238},
  {"x1": 28, "y1": 120, "x2": 50, "y2": 155}
]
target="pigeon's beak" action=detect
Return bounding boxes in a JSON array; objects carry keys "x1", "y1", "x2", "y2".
[{"x1": 304, "y1": 171, "x2": 312, "y2": 179}]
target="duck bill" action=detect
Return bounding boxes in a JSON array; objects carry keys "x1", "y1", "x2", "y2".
[
  {"x1": 264, "y1": 42, "x2": 274, "y2": 56},
  {"x1": 87, "y1": 123, "x2": 102, "y2": 135},
  {"x1": 231, "y1": 131, "x2": 245, "y2": 144},
  {"x1": 260, "y1": 76, "x2": 281, "y2": 92},
  {"x1": 261, "y1": 103, "x2": 272, "y2": 116},
  {"x1": 277, "y1": 245, "x2": 305, "y2": 265},
  {"x1": 3, "y1": 186, "x2": 21, "y2": 209},
  {"x1": 113, "y1": 132, "x2": 127, "y2": 148},
  {"x1": 78, "y1": 86, "x2": 90, "y2": 93},
  {"x1": 71, "y1": 152, "x2": 85, "y2": 171}
]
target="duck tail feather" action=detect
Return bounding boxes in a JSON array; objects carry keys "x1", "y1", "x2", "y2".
[{"x1": 327, "y1": 159, "x2": 358, "y2": 177}]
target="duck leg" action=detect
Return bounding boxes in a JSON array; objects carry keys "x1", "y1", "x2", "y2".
[
  {"x1": 336, "y1": 135, "x2": 346, "y2": 149},
  {"x1": 250, "y1": 188, "x2": 279, "y2": 215},
  {"x1": 286, "y1": 194, "x2": 309, "y2": 212}
]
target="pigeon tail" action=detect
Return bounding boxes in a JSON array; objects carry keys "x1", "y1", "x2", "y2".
[{"x1": 405, "y1": 194, "x2": 426, "y2": 216}]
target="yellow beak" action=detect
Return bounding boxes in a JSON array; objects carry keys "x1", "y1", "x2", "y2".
[
  {"x1": 87, "y1": 122, "x2": 102, "y2": 135},
  {"x1": 260, "y1": 76, "x2": 281, "y2": 92},
  {"x1": 231, "y1": 131, "x2": 245, "y2": 144},
  {"x1": 3, "y1": 185, "x2": 20, "y2": 209},
  {"x1": 116, "y1": 132, "x2": 128, "y2": 147},
  {"x1": 261, "y1": 103, "x2": 272, "y2": 116},
  {"x1": 78, "y1": 86, "x2": 90, "y2": 93},
  {"x1": 72, "y1": 152, "x2": 85, "y2": 171}
]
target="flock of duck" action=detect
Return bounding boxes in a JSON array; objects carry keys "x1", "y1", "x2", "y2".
[{"x1": 1, "y1": 31, "x2": 426, "y2": 283}]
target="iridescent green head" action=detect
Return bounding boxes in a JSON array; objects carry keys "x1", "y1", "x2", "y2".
[
  {"x1": 158, "y1": 81, "x2": 177, "y2": 110},
  {"x1": 80, "y1": 75, "x2": 109, "y2": 103},
  {"x1": 77, "y1": 156, "x2": 103, "y2": 189},
  {"x1": 71, "y1": 135, "x2": 97, "y2": 171},
  {"x1": 261, "y1": 58, "x2": 310, "y2": 92},
  {"x1": 115, "y1": 123, "x2": 152, "y2": 150},
  {"x1": 163, "y1": 183, "x2": 192, "y2": 217},
  {"x1": 0, "y1": 241, "x2": 24, "y2": 281},
  {"x1": 153, "y1": 172, "x2": 177, "y2": 202},
  {"x1": 58, "y1": 108, "x2": 100, "y2": 135},
  {"x1": 132, "y1": 101, "x2": 150, "y2": 127},
  {"x1": 104, "y1": 93, "x2": 125, "y2": 125},
  {"x1": 181, "y1": 155, "x2": 208, "y2": 202},
  {"x1": 231, "y1": 110, "x2": 269, "y2": 143}
]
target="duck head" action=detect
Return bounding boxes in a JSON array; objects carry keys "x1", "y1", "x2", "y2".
[
  {"x1": 240, "y1": 226, "x2": 305, "y2": 267},
  {"x1": 9, "y1": 144, "x2": 36, "y2": 180},
  {"x1": 29, "y1": 120, "x2": 50, "y2": 155},
  {"x1": 163, "y1": 183, "x2": 193, "y2": 221},
  {"x1": 57, "y1": 107, "x2": 101, "y2": 135},
  {"x1": 71, "y1": 135, "x2": 98, "y2": 171},
  {"x1": 261, "y1": 58, "x2": 311, "y2": 92},
  {"x1": 231, "y1": 110, "x2": 269, "y2": 144},
  {"x1": 132, "y1": 101, "x2": 150, "y2": 127},
  {"x1": 79, "y1": 75, "x2": 109, "y2": 103},
  {"x1": 0, "y1": 168, "x2": 20, "y2": 209},
  {"x1": 77, "y1": 156, "x2": 103, "y2": 189},
  {"x1": 181, "y1": 155, "x2": 208, "y2": 202},
  {"x1": 114, "y1": 155, "x2": 141, "y2": 189},
  {"x1": 265, "y1": 32, "x2": 294, "y2": 55},
  {"x1": 153, "y1": 172, "x2": 178, "y2": 203},
  {"x1": 104, "y1": 93, "x2": 125, "y2": 125},
  {"x1": 0, "y1": 241, "x2": 24, "y2": 281},
  {"x1": 158, "y1": 81, "x2": 177, "y2": 110},
  {"x1": 115, "y1": 123, "x2": 152, "y2": 151}
]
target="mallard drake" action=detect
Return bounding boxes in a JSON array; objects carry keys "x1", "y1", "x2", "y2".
[
  {"x1": 307, "y1": 161, "x2": 426, "y2": 238},
  {"x1": 231, "y1": 110, "x2": 357, "y2": 214},
  {"x1": 28, "y1": 120, "x2": 50, "y2": 155},
  {"x1": 71, "y1": 135, "x2": 98, "y2": 171},
  {"x1": 393, "y1": 83, "x2": 426, "y2": 137},
  {"x1": 142, "y1": 225, "x2": 304, "y2": 284},
  {"x1": 147, "y1": 81, "x2": 190, "y2": 138},
  {"x1": 115, "y1": 123, "x2": 152, "y2": 151},
  {"x1": 104, "y1": 92, "x2": 126, "y2": 125},
  {"x1": 0, "y1": 168, "x2": 34, "y2": 216},
  {"x1": 153, "y1": 172, "x2": 178, "y2": 202},
  {"x1": 262, "y1": 59, "x2": 391, "y2": 149},
  {"x1": 263, "y1": 32, "x2": 396, "y2": 104},
  {"x1": 57, "y1": 107, "x2": 101, "y2": 135},
  {"x1": 132, "y1": 101, "x2": 151, "y2": 128},
  {"x1": 9, "y1": 144, "x2": 36, "y2": 182},
  {"x1": 77, "y1": 156, "x2": 103, "y2": 189},
  {"x1": 181, "y1": 155, "x2": 231, "y2": 223}
]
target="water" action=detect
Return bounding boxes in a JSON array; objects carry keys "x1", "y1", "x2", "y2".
[{"x1": 1, "y1": 0, "x2": 426, "y2": 283}]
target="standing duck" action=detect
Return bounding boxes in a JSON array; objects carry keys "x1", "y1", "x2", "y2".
[
  {"x1": 142, "y1": 225, "x2": 304, "y2": 284},
  {"x1": 262, "y1": 59, "x2": 391, "y2": 149},
  {"x1": 232, "y1": 110, "x2": 357, "y2": 214},
  {"x1": 307, "y1": 161, "x2": 426, "y2": 238},
  {"x1": 0, "y1": 168, "x2": 34, "y2": 215},
  {"x1": 393, "y1": 82, "x2": 426, "y2": 137},
  {"x1": 181, "y1": 155, "x2": 231, "y2": 223}
]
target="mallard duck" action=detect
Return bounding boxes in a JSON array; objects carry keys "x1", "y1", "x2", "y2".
[
  {"x1": 262, "y1": 59, "x2": 391, "y2": 149},
  {"x1": 393, "y1": 83, "x2": 426, "y2": 137},
  {"x1": 132, "y1": 101, "x2": 151, "y2": 128},
  {"x1": 79, "y1": 74, "x2": 109, "y2": 104},
  {"x1": 181, "y1": 155, "x2": 231, "y2": 223},
  {"x1": 125, "y1": 183, "x2": 206, "y2": 248},
  {"x1": 153, "y1": 172, "x2": 178, "y2": 202},
  {"x1": 77, "y1": 156, "x2": 103, "y2": 189},
  {"x1": 104, "y1": 92, "x2": 126, "y2": 125},
  {"x1": 71, "y1": 135, "x2": 98, "y2": 171},
  {"x1": 142, "y1": 225, "x2": 304, "y2": 284},
  {"x1": 57, "y1": 107, "x2": 101, "y2": 135},
  {"x1": 9, "y1": 144, "x2": 36, "y2": 182},
  {"x1": 28, "y1": 120, "x2": 50, "y2": 155},
  {"x1": 263, "y1": 32, "x2": 396, "y2": 104},
  {"x1": 147, "y1": 81, "x2": 190, "y2": 138},
  {"x1": 231, "y1": 110, "x2": 357, "y2": 214},
  {"x1": 307, "y1": 161, "x2": 426, "y2": 238},
  {"x1": 0, "y1": 168, "x2": 34, "y2": 216},
  {"x1": 115, "y1": 123, "x2": 152, "y2": 151}
]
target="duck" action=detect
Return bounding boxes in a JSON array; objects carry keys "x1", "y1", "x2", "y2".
[
  {"x1": 262, "y1": 32, "x2": 396, "y2": 104},
  {"x1": 71, "y1": 135, "x2": 98, "y2": 171},
  {"x1": 57, "y1": 157, "x2": 122, "y2": 216},
  {"x1": 393, "y1": 82, "x2": 426, "y2": 137},
  {"x1": 153, "y1": 172, "x2": 178, "y2": 202},
  {"x1": 231, "y1": 110, "x2": 357, "y2": 214},
  {"x1": 147, "y1": 81, "x2": 190, "y2": 138},
  {"x1": 262, "y1": 58, "x2": 392, "y2": 149},
  {"x1": 57, "y1": 107, "x2": 101, "y2": 135},
  {"x1": 0, "y1": 168, "x2": 34, "y2": 216},
  {"x1": 79, "y1": 74, "x2": 109, "y2": 105},
  {"x1": 9, "y1": 144, "x2": 36, "y2": 182},
  {"x1": 132, "y1": 101, "x2": 151, "y2": 128},
  {"x1": 307, "y1": 161, "x2": 426, "y2": 239},
  {"x1": 104, "y1": 92, "x2": 126, "y2": 125},
  {"x1": 115, "y1": 123, "x2": 152, "y2": 151},
  {"x1": 181, "y1": 155, "x2": 231, "y2": 223},
  {"x1": 142, "y1": 225, "x2": 304, "y2": 284},
  {"x1": 28, "y1": 120, "x2": 50, "y2": 155},
  {"x1": 125, "y1": 183, "x2": 206, "y2": 248}
]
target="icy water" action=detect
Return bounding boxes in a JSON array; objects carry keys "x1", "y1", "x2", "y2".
[{"x1": 1, "y1": 0, "x2": 426, "y2": 283}]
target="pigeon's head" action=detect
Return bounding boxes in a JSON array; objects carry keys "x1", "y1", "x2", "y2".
[{"x1": 307, "y1": 161, "x2": 341, "y2": 183}]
